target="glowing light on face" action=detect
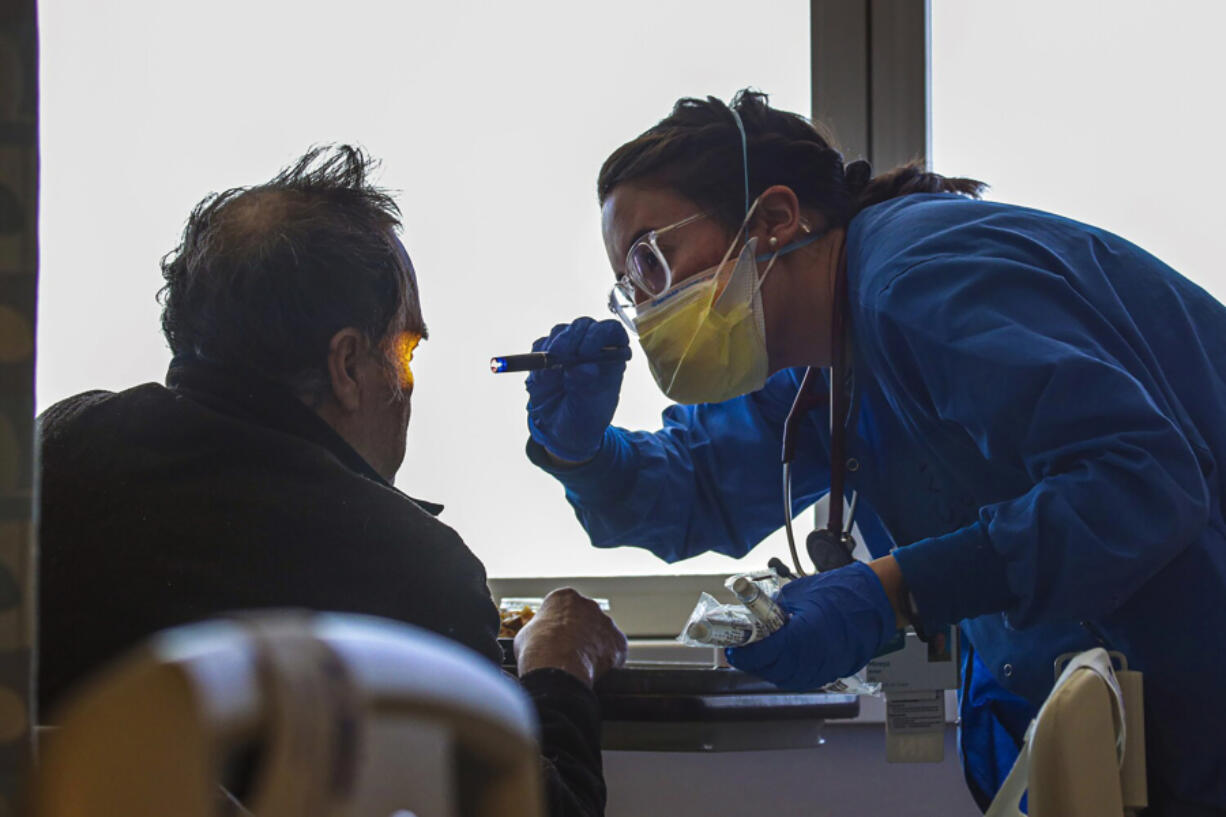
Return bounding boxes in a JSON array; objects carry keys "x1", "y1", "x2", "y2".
[{"x1": 392, "y1": 332, "x2": 421, "y2": 388}]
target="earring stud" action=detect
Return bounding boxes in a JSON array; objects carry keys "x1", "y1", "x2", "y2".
[{"x1": 768, "y1": 236, "x2": 779, "y2": 249}]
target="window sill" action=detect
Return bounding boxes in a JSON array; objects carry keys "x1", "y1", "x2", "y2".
[{"x1": 488, "y1": 573, "x2": 735, "y2": 639}]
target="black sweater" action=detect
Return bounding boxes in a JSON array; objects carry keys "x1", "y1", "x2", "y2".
[{"x1": 38, "y1": 359, "x2": 606, "y2": 816}]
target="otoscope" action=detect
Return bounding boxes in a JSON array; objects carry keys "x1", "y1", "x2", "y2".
[{"x1": 490, "y1": 346, "x2": 630, "y2": 373}]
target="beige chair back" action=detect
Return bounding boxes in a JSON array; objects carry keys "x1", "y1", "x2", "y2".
[
  {"x1": 29, "y1": 613, "x2": 544, "y2": 817},
  {"x1": 986, "y1": 647, "x2": 1147, "y2": 817}
]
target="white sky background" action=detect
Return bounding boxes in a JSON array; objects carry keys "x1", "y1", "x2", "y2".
[
  {"x1": 37, "y1": 2, "x2": 1226, "y2": 577},
  {"x1": 931, "y1": 1, "x2": 1226, "y2": 300},
  {"x1": 36, "y1": 0, "x2": 811, "y2": 577}
]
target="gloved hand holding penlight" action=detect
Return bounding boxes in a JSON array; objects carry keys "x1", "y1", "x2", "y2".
[
  {"x1": 516, "y1": 317, "x2": 631, "y2": 463},
  {"x1": 490, "y1": 346, "x2": 631, "y2": 373}
]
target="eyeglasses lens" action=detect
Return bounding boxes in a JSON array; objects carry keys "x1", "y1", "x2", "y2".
[
  {"x1": 627, "y1": 241, "x2": 669, "y2": 297},
  {"x1": 608, "y1": 286, "x2": 637, "y2": 332}
]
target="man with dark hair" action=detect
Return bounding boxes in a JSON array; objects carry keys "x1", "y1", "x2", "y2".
[{"x1": 38, "y1": 146, "x2": 625, "y2": 816}]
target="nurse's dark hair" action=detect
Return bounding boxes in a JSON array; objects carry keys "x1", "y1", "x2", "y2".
[
  {"x1": 597, "y1": 89, "x2": 986, "y2": 230},
  {"x1": 159, "y1": 144, "x2": 423, "y2": 403}
]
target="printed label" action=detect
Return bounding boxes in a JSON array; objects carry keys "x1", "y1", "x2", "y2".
[{"x1": 886, "y1": 690, "x2": 945, "y2": 734}]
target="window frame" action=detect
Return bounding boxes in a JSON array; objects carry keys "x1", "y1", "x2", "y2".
[{"x1": 488, "y1": 0, "x2": 932, "y2": 627}]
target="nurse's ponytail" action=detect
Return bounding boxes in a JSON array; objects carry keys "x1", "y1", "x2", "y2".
[
  {"x1": 598, "y1": 89, "x2": 986, "y2": 230},
  {"x1": 849, "y1": 159, "x2": 986, "y2": 218}
]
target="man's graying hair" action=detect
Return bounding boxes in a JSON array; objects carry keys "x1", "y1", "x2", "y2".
[
  {"x1": 159, "y1": 145, "x2": 422, "y2": 401},
  {"x1": 598, "y1": 89, "x2": 987, "y2": 231}
]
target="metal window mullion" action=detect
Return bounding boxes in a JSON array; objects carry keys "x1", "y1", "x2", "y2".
[
  {"x1": 868, "y1": 0, "x2": 931, "y2": 171},
  {"x1": 811, "y1": 0, "x2": 871, "y2": 162},
  {"x1": 812, "y1": 0, "x2": 930, "y2": 170}
]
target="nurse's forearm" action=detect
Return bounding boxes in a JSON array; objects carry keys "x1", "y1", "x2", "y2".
[
  {"x1": 545, "y1": 448, "x2": 595, "y2": 468},
  {"x1": 867, "y1": 555, "x2": 911, "y2": 630}
]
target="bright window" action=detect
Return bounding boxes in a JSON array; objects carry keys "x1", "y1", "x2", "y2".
[
  {"x1": 37, "y1": 1, "x2": 810, "y2": 577},
  {"x1": 931, "y1": 1, "x2": 1226, "y2": 302}
]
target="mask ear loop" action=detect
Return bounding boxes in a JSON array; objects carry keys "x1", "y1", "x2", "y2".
[
  {"x1": 754, "y1": 222, "x2": 824, "y2": 295},
  {"x1": 756, "y1": 248, "x2": 782, "y2": 293},
  {"x1": 728, "y1": 106, "x2": 751, "y2": 239},
  {"x1": 730, "y1": 104, "x2": 819, "y2": 295},
  {"x1": 664, "y1": 202, "x2": 760, "y2": 396}
]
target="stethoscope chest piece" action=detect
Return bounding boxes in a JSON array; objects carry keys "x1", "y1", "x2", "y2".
[{"x1": 805, "y1": 528, "x2": 856, "y2": 573}]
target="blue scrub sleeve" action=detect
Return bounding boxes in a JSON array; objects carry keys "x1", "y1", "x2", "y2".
[
  {"x1": 872, "y1": 257, "x2": 1210, "y2": 632},
  {"x1": 527, "y1": 368, "x2": 834, "y2": 563}
]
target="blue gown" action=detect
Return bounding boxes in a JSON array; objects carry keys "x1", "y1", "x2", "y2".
[{"x1": 529, "y1": 193, "x2": 1226, "y2": 811}]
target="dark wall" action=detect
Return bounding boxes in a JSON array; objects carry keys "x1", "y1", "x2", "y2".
[
  {"x1": 0, "y1": 0, "x2": 39, "y2": 806},
  {"x1": 605, "y1": 724, "x2": 982, "y2": 817}
]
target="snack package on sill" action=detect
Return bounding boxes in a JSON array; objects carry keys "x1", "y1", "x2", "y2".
[
  {"x1": 497, "y1": 596, "x2": 610, "y2": 639},
  {"x1": 676, "y1": 573, "x2": 882, "y2": 697}
]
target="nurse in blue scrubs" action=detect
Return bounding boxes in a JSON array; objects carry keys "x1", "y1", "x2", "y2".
[{"x1": 523, "y1": 90, "x2": 1226, "y2": 815}]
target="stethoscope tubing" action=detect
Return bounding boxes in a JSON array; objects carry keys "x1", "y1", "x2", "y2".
[{"x1": 780, "y1": 249, "x2": 858, "y2": 576}]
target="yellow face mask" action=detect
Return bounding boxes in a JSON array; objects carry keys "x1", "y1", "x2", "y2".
[{"x1": 635, "y1": 235, "x2": 772, "y2": 404}]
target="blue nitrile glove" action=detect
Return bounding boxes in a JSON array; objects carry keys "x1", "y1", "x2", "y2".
[
  {"x1": 525, "y1": 317, "x2": 630, "y2": 463},
  {"x1": 726, "y1": 561, "x2": 899, "y2": 690}
]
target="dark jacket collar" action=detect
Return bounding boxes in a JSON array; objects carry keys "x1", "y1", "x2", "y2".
[{"x1": 165, "y1": 356, "x2": 443, "y2": 517}]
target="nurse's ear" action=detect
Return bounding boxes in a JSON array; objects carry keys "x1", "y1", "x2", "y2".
[{"x1": 753, "y1": 185, "x2": 805, "y2": 248}]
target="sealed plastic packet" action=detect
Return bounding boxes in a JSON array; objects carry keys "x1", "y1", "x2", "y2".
[
  {"x1": 819, "y1": 672, "x2": 879, "y2": 696},
  {"x1": 677, "y1": 592, "x2": 767, "y2": 647},
  {"x1": 677, "y1": 569, "x2": 882, "y2": 696},
  {"x1": 726, "y1": 571, "x2": 788, "y2": 634}
]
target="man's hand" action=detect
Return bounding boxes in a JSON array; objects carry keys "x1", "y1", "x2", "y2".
[{"x1": 514, "y1": 588, "x2": 628, "y2": 688}]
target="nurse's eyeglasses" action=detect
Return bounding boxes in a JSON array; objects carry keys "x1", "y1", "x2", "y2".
[{"x1": 609, "y1": 212, "x2": 708, "y2": 328}]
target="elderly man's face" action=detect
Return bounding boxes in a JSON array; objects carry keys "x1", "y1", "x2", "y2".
[
  {"x1": 357, "y1": 348, "x2": 413, "y2": 481},
  {"x1": 317, "y1": 234, "x2": 425, "y2": 484},
  {"x1": 365, "y1": 236, "x2": 426, "y2": 481}
]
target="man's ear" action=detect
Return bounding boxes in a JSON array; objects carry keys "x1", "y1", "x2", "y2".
[
  {"x1": 754, "y1": 185, "x2": 804, "y2": 247},
  {"x1": 326, "y1": 328, "x2": 366, "y2": 413}
]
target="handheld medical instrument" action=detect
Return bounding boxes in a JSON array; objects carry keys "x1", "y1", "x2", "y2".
[
  {"x1": 490, "y1": 346, "x2": 630, "y2": 374},
  {"x1": 730, "y1": 575, "x2": 788, "y2": 634}
]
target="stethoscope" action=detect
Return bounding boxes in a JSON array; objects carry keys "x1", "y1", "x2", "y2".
[{"x1": 774, "y1": 249, "x2": 859, "y2": 578}]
